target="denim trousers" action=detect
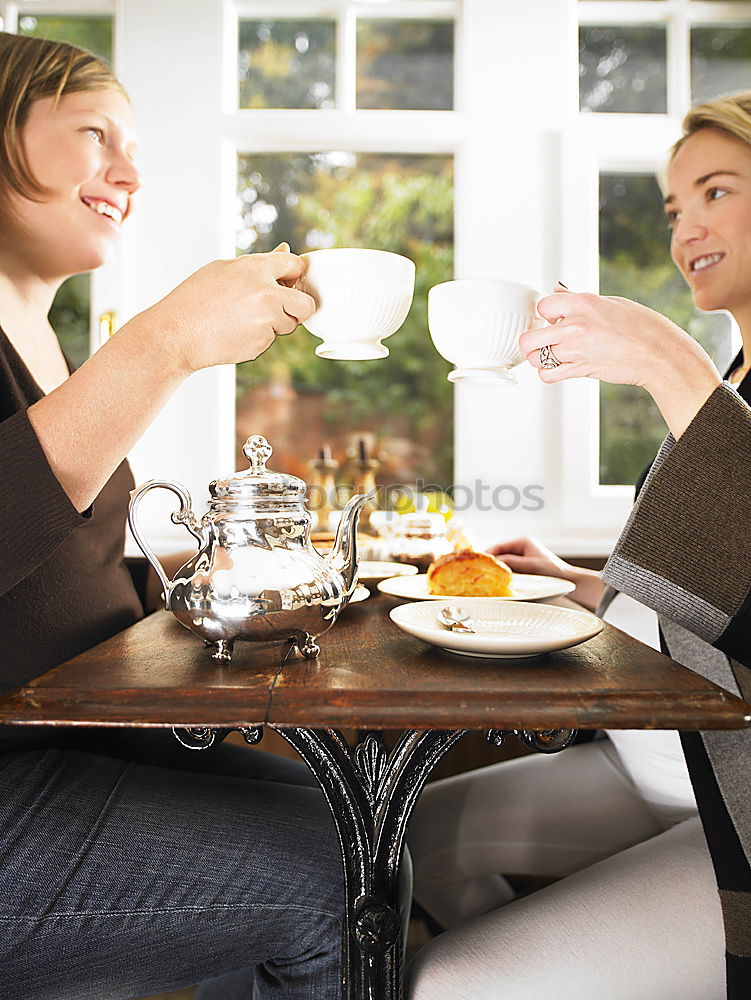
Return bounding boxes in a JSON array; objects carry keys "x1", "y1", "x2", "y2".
[{"x1": 0, "y1": 728, "x2": 344, "y2": 999}]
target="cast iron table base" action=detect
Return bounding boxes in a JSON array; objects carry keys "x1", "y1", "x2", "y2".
[{"x1": 172, "y1": 724, "x2": 577, "y2": 1000}]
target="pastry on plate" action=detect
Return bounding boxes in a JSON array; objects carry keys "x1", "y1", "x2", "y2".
[{"x1": 427, "y1": 548, "x2": 513, "y2": 597}]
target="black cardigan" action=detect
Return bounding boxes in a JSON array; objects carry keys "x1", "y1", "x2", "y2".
[{"x1": 0, "y1": 327, "x2": 144, "y2": 703}]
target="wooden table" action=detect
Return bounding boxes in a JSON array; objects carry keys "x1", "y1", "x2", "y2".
[{"x1": 1, "y1": 594, "x2": 749, "y2": 1000}]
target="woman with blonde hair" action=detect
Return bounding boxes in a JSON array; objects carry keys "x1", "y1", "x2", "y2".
[
  {"x1": 0, "y1": 32, "x2": 344, "y2": 998},
  {"x1": 409, "y1": 91, "x2": 751, "y2": 1000}
]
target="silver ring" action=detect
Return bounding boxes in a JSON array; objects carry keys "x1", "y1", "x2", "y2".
[{"x1": 539, "y1": 344, "x2": 562, "y2": 369}]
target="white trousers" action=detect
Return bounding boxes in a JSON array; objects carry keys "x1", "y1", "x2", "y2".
[{"x1": 407, "y1": 741, "x2": 725, "y2": 999}]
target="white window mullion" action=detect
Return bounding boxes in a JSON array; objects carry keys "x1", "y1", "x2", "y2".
[
  {"x1": 235, "y1": 0, "x2": 455, "y2": 16},
  {"x1": 225, "y1": 109, "x2": 463, "y2": 153},
  {"x1": 1, "y1": 3, "x2": 18, "y2": 31},
  {"x1": 688, "y1": 3, "x2": 751, "y2": 21},
  {"x1": 337, "y1": 5, "x2": 356, "y2": 113},
  {"x1": 667, "y1": 5, "x2": 690, "y2": 118},
  {"x1": 578, "y1": 1, "x2": 677, "y2": 26},
  {"x1": 13, "y1": 0, "x2": 115, "y2": 13}
]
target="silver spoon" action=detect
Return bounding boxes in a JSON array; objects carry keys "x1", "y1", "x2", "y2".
[{"x1": 437, "y1": 606, "x2": 476, "y2": 633}]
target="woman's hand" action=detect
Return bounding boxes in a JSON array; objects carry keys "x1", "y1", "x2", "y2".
[
  {"x1": 137, "y1": 245, "x2": 316, "y2": 376},
  {"x1": 519, "y1": 289, "x2": 721, "y2": 439},
  {"x1": 487, "y1": 536, "x2": 604, "y2": 611},
  {"x1": 28, "y1": 245, "x2": 315, "y2": 512}
]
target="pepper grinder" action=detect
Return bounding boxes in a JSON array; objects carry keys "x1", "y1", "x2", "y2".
[
  {"x1": 352, "y1": 437, "x2": 380, "y2": 535},
  {"x1": 309, "y1": 445, "x2": 339, "y2": 534}
]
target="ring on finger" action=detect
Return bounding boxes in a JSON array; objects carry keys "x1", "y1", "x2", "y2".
[{"x1": 539, "y1": 344, "x2": 562, "y2": 369}]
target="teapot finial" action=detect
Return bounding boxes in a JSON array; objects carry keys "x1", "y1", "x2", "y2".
[{"x1": 243, "y1": 435, "x2": 273, "y2": 475}]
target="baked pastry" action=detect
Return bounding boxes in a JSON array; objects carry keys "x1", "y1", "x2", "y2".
[{"x1": 427, "y1": 548, "x2": 513, "y2": 597}]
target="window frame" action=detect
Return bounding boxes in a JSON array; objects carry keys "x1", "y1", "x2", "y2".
[
  {"x1": 3, "y1": 0, "x2": 115, "y2": 20},
  {"x1": 566, "y1": 0, "x2": 745, "y2": 537},
  {"x1": 13, "y1": 0, "x2": 746, "y2": 554},
  {"x1": 234, "y1": 0, "x2": 458, "y2": 114},
  {"x1": 230, "y1": 0, "x2": 461, "y2": 129},
  {"x1": 559, "y1": 117, "x2": 682, "y2": 531}
]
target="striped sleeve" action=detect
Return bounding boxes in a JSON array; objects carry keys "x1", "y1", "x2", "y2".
[{"x1": 602, "y1": 382, "x2": 751, "y2": 669}]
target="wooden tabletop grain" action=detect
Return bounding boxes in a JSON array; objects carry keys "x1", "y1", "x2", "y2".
[{"x1": 1, "y1": 596, "x2": 749, "y2": 732}]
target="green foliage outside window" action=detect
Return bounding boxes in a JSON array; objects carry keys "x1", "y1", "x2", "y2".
[
  {"x1": 238, "y1": 20, "x2": 336, "y2": 109},
  {"x1": 356, "y1": 20, "x2": 454, "y2": 110},
  {"x1": 579, "y1": 25, "x2": 667, "y2": 114},
  {"x1": 236, "y1": 153, "x2": 454, "y2": 484},
  {"x1": 691, "y1": 27, "x2": 751, "y2": 105},
  {"x1": 49, "y1": 276, "x2": 91, "y2": 371},
  {"x1": 18, "y1": 15, "x2": 113, "y2": 64},
  {"x1": 599, "y1": 174, "x2": 731, "y2": 486}
]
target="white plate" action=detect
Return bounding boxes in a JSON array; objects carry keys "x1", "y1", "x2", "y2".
[
  {"x1": 358, "y1": 561, "x2": 419, "y2": 585},
  {"x1": 377, "y1": 573, "x2": 576, "y2": 603},
  {"x1": 346, "y1": 584, "x2": 370, "y2": 605},
  {"x1": 389, "y1": 599, "x2": 602, "y2": 658}
]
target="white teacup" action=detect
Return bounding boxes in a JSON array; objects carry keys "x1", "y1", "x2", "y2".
[
  {"x1": 428, "y1": 279, "x2": 545, "y2": 385},
  {"x1": 299, "y1": 248, "x2": 415, "y2": 361}
]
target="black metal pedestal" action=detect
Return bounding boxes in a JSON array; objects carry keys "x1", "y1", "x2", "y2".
[{"x1": 173, "y1": 724, "x2": 576, "y2": 1000}]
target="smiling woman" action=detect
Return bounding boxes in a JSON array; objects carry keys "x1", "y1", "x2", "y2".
[
  {"x1": 667, "y1": 125, "x2": 751, "y2": 353},
  {"x1": 15, "y1": 12, "x2": 115, "y2": 365},
  {"x1": 408, "y1": 90, "x2": 751, "y2": 1000},
  {"x1": 9, "y1": 89, "x2": 139, "y2": 285},
  {"x1": 0, "y1": 31, "x2": 347, "y2": 1000}
]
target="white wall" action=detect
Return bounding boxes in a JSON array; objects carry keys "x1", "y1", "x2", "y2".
[
  {"x1": 115, "y1": 0, "x2": 236, "y2": 552},
  {"x1": 453, "y1": 0, "x2": 590, "y2": 551}
]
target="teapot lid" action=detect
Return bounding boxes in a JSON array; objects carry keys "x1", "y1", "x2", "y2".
[{"x1": 209, "y1": 435, "x2": 306, "y2": 503}]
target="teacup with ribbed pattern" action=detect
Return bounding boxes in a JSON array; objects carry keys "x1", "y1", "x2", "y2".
[
  {"x1": 428, "y1": 279, "x2": 545, "y2": 385},
  {"x1": 299, "y1": 248, "x2": 415, "y2": 361}
]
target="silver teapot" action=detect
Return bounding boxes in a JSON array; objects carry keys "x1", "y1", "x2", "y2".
[{"x1": 128, "y1": 434, "x2": 369, "y2": 662}]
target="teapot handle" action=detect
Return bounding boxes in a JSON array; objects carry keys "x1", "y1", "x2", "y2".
[{"x1": 128, "y1": 480, "x2": 204, "y2": 611}]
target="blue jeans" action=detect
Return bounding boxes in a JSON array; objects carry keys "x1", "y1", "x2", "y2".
[{"x1": 0, "y1": 729, "x2": 343, "y2": 999}]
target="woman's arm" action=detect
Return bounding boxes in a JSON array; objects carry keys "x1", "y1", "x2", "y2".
[
  {"x1": 487, "y1": 537, "x2": 605, "y2": 611},
  {"x1": 27, "y1": 250, "x2": 314, "y2": 512},
  {"x1": 0, "y1": 409, "x2": 86, "y2": 597}
]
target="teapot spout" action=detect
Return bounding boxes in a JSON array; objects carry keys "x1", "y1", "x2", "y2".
[{"x1": 328, "y1": 492, "x2": 373, "y2": 597}]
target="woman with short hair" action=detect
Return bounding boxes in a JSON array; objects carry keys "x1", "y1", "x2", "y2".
[{"x1": 0, "y1": 32, "x2": 342, "y2": 999}]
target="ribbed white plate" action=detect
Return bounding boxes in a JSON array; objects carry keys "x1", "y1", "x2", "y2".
[
  {"x1": 389, "y1": 599, "x2": 602, "y2": 658},
  {"x1": 378, "y1": 573, "x2": 575, "y2": 603},
  {"x1": 345, "y1": 585, "x2": 370, "y2": 606}
]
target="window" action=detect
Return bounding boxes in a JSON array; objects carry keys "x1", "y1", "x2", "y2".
[
  {"x1": 691, "y1": 25, "x2": 751, "y2": 104},
  {"x1": 573, "y1": 0, "x2": 741, "y2": 512},
  {"x1": 598, "y1": 172, "x2": 731, "y2": 486},
  {"x1": 17, "y1": 12, "x2": 113, "y2": 62},
  {"x1": 235, "y1": 151, "x2": 454, "y2": 484},
  {"x1": 238, "y1": 19, "x2": 336, "y2": 109},
  {"x1": 579, "y1": 23, "x2": 667, "y2": 113},
  {"x1": 232, "y1": 2, "x2": 458, "y2": 496},
  {"x1": 49, "y1": 275, "x2": 92, "y2": 370},
  {"x1": 356, "y1": 18, "x2": 454, "y2": 110},
  {"x1": 11, "y1": 0, "x2": 705, "y2": 555}
]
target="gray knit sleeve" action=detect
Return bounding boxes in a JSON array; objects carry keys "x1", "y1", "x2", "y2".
[{"x1": 601, "y1": 382, "x2": 751, "y2": 665}]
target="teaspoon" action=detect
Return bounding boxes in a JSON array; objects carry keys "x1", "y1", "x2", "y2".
[{"x1": 437, "y1": 606, "x2": 475, "y2": 633}]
